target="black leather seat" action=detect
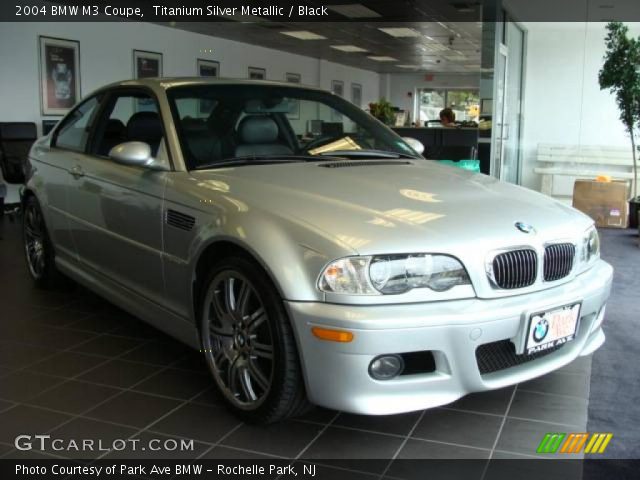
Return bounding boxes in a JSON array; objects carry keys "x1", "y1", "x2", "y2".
[
  {"x1": 0, "y1": 122, "x2": 37, "y2": 184},
  {"x1": 126, "y1": 112, "x2": 163, "y2": 156},
  {"x1": 234, "y1": 116, "x2": 292, "y2": 158},
  {"x1": 98, "y1": 119, "x2": 127, "y2": 156}
]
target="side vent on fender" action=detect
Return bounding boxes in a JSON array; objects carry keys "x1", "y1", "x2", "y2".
[{"x1": 166, "y1": 209, "x2": 195, "y2": 231}]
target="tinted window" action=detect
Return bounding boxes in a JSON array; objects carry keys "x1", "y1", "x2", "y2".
[{"x1": 55, "y1": 96, "x2": 100, "y2": 151}]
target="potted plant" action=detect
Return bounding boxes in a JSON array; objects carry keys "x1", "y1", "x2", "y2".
[
  {"x1": 598, "y1": 21, "x2": 640, "y2": 228},
  {"x1": 368, "y1": 98, "x2": 396, "y2": 125}
]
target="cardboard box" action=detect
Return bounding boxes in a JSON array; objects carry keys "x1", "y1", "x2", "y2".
[{"x1": 572, "y1": 180, "x2": 629, "y2": 228}]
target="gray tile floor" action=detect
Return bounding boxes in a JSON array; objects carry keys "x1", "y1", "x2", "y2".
[{"x1": 0, "y1": 217, "x2": 593, "y2": 470}]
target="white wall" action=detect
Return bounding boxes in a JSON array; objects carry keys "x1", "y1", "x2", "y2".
[
  {"x1": 520, "y1": 22, "x2": 640, "y2": 194},
  {"x1": 0, "y1": 21, "x2": 380, "y2": 201},
  {"x1": 0, "y1": 21, "x2": 380, "y2": 126}
]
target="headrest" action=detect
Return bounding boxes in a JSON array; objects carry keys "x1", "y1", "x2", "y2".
[
  {"x1": 127, "y1": 112, "x2": 162, "y2": 143},
  {"x1": 238, "y1": 116, "x2": 279, "y2": 144},
  {"x1": 104, "y1": 119, "x2": 125, "y2": 136}
]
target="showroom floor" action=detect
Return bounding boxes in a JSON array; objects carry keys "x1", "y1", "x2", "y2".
[{"x1": 0, "y1": 215, "x2": 634, "y2": 476}]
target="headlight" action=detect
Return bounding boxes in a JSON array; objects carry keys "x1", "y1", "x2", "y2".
[
  {"x1": 319, "y1": 254, "x2": 470, "y2": 295},
  {"x1": 580, "y1": 225, "x2": 600, "y2": 266}
]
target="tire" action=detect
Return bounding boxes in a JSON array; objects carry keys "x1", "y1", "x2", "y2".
[
  {"x1": 23, "y1": 195, "x2": 63, "y2": 288},
  {"x1": 199, "y1": 256, "x2": 310, "y2": 424}
]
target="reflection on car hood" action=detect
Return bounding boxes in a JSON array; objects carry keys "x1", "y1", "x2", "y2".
[{"x1": 191, "y1": 160, "x2": 591, "y2": 255}]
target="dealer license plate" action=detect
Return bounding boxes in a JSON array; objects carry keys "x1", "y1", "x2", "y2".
[{"x1": 525, "y1": 303, "x2": 581, "y2": 355}]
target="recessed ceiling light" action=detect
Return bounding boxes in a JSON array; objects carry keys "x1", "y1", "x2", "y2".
[
  {"x1": 330, "y1": 45, "x2": 368, "y2": 53},
  {"x1": 378, "y1": 27, "x2": 421, "y2": 38},
  {"x1": 367, "y1": 56, "x2": 398, "y2": 62},
  {"x1": 280, "y1": 30, "x2": 327, "y2": 40},
  {"x1": 327, "y1": 4, "x2": 381, "y2": 18}
]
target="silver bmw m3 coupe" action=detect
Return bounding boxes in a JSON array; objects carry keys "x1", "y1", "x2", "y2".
[{"x1": 22, "y1": 78, "x2": 612, "y2": 423}]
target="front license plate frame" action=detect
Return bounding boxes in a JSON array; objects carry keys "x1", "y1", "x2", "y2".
[{"x1": 525, "y1": 302, "x2": 581, "y2": 355}]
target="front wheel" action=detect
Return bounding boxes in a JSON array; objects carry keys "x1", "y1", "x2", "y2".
[
  {"x1": 23, "y1": 195, "x2": 62, "y2": 288},
  {"x1": 199, "y1": 256, "x2": 310, "y2": 423}
]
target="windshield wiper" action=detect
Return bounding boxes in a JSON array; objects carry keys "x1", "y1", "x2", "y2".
[
  {"x1": 316, "y1": 149, "x2": 420, "y2": 160},
  {"x1": 194, "y1": 155, "x2": 333, "y2": 170}
]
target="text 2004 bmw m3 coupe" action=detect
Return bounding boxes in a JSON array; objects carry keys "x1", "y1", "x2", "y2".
[{"x1": 22, "y1": 78, "x2": 612, "y2": 423}]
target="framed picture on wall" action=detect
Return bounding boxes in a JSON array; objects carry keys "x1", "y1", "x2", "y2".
[
  {"x1": 351, "y1": 83, "x2": 362, "y2": 108},
  {"x1": 248, "y1": 67, "x2": 266, "y2": 80},
  {"x1": 285, "y1": 73, "x2": 301, "y2": 120},
  {"x1": 42, "y1": 119, "x2": 59, "y2": 135},
  {"x1": 197, "y1": 59, "x2": 220, "y2": 114},
  {"x1": 133, "y1": 50, "x2": 162, "y2": 79},
  {"x1": 197, "y1": 59, "x2": 220, "y2": 77},
  {"x1": 331, "y1": 80, "x2": 344, "y2": 97},
  {"x1": 38, "y1": 36, "x2": 81, "y2": 116}
]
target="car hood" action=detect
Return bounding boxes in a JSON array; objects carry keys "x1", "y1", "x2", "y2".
[{"x1": 191, "y1": 160, "x2": 592, "y2": 255}]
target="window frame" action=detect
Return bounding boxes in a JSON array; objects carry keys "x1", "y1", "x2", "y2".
[
  {"x1": 51, "y1": 93, "x2": 103, "y2": 153},
  {"x1": 86, "y1": 86, "x2": 174, "y2": 170}
]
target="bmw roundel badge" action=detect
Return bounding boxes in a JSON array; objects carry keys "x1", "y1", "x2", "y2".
[
  {"x1": 515, "y1": 222, "x2": 536, "y2": 234},
  {"x1": 533, "y1": 318, "x2": 549, "y2": 342}
]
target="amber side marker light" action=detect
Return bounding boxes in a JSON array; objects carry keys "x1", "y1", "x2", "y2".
[{"x1": 311, "y1": 327, "x2": 354, "y2": 343}]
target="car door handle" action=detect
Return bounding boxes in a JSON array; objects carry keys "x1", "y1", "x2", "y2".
[{"x1": 69, "y1": 165, "x2": 85, "y2": 178}]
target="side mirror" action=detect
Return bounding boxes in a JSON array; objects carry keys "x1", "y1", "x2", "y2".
[
  {"x1": 108, "y1": 141, "x2": 154, "y2": 167},
  {"x1": 403, "y1": 137, "x2": 425, "y2": 155}
]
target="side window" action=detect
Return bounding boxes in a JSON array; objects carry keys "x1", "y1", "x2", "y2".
[
  {"x1": 93, "y1": 92, "x2": 165, "y2": 159},
  {"x1": 54, "y1": 96, "x2": 100, "y2": 152}
]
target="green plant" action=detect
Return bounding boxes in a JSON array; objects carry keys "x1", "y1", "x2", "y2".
[
  {"x1": 598, "y1": 21, "x2": 640, "y2": 201},
  {"x1": 368, "y1": 98, "x2": 395, "y2": 125}
]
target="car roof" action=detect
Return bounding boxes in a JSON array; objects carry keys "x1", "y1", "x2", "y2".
[{"x1": 97, "y1": 77, "x2": 326, "y2": 93}]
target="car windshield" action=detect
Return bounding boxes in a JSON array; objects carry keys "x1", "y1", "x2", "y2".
[{"x1": 166, "y1": 84, "x2": 422, "y2": 170}]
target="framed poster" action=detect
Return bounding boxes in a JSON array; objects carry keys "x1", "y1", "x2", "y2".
[
  {"x1": 197, "y1": 59, "x2": 220, "y2": 77},
  {"x1": 133, "y1": 50, "x2": 162, "y2": 79},
  {"x1": 42, "y1": 119, "x2": 59, "y2": 135},
  {"x1": 351, "y1": 83, "x2": 363, "y2": 108},
  {"x1": 197, "y1": 59, "x2": 220, "y2": 114},
  {"x1": 285, "y1": 73, "x2": 301, "y2": 120},
  {"x1": 39, "y1": 36, "x2": 81, "y2": 116},
  {"x1": 248, "y1": 67, "x2": 266, "y2": 80}
]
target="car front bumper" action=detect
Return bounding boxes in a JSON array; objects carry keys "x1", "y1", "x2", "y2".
[{"x1": 285, "y1": 260, "x2": 612, "y2": 415}]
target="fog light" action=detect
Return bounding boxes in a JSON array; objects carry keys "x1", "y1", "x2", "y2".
[{"x1": 369, "y1": 355, "x2": 404, "y2": 380}]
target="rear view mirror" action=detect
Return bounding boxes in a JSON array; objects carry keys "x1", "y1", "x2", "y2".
[
  {"x1": 403, "y1": 137, "x2": 425, "y2": 155},
  {"x1": 108, "y1": 141, "x2": 153, "y2": 167}
]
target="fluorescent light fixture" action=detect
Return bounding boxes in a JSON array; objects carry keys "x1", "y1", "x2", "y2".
[
  {"x1": 367, "y1": 56, "x2": 398, "y2": 62},
  {"x1": 330, "y1": 45, "x2": 367, "y2": 53},
  {"x1": 327, "y1": 4, "x2": 381, "y2": 18},
  {"x1": 378, "y1": 27, "x2": 421, "y2": 38},
  {"x1": 396, "y1": 65, "x2": 421, "y2": 69},
  {"x1": 280, "y1": 30, "x2": 327, "y2": 40}
]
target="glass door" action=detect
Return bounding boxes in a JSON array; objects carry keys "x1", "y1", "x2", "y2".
[{"x1": 501, "y1": 21, "x2": 525, "y2": 184}]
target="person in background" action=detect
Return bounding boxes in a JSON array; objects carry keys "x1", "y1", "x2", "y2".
[{"x1": 439, "y1": 108, "x2": 456, "y2": 127}]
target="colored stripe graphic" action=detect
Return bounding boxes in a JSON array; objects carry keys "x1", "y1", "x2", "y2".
[
  {"x1": 537, "y1": 433, "x2": 566, "y2": 453},
  {"x1": 585, "y1": 433, "x2": 613, "y2": 454},
  {"x1": 560, "y1": 433, "x2": 589, "y2": 453},
  {"x1": 541, "y1": 433, "x2": 613, "y2": 454}
]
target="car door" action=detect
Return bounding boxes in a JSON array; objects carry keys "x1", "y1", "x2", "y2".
[
  {"x1": 39, "y1": 94, "x2": 103, "y2": 260},
  {"x1": 64, "y1": 88, "x2": 170, "y2": 305}
]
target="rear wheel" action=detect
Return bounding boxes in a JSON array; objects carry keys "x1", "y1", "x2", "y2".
[
  {"x1": 199, "y1": 256, "x2": 310, "y2": 423},
  {"x1": 23, "y1": 196, "x2": 61, "y2": 288}
]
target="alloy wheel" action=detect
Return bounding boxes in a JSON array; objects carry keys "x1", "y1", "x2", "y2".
[
  {"x1": 202, "y1": 271, "x2": 275, "y2": 410},
  {"x1": 24, "y1": 202, "x2": 46, "y2": 279}
]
